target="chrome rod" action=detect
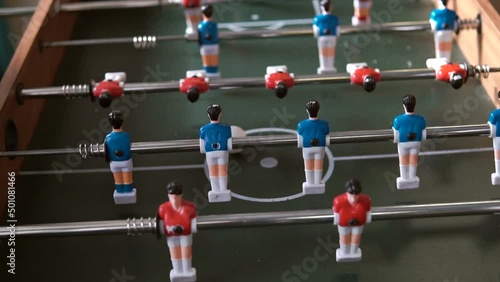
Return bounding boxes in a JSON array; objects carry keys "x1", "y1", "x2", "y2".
[
  {"x1": 41, "y1": 21, "x2": 435, "y2": 48},
  {"x1": 19, "y1": 68, "x2": 443, "y2": 99},
  {"x1": 0, "y1": 0, "x2": 256, "y2": 17},
  {"x1": 0, "y1": 124, "x2": 490, "y2": 158},
  {"x1": 1, "y1": 200, "x2": 499, "y2": 238}
]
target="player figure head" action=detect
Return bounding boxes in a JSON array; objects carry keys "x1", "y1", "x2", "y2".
[
  {"x1": 402, "y1": 95, "x2": 416, "y2": 113},
  {"x1": 207, "y1": 103, "x2": 222, "y2": 122},
  {"x1": 306, "y1": 100, "x2": 320, "y2": 119},
  {"x1": 438, "y1": 0, "x2": 449, "y2": 8},
  {"x1": 167, "y1": 180, "x2": 184, "y2": 206},
  {"x1": 99, "y1": 91, "x2": 113, "y2": 108},
  {"x1": 108, "y1": 111, "x2": 124, "y2": 131},
  {"x1": 320, "y1": 0, "x2": 332, "y2": 14},
  {"x1": 345, "y1": 179, "x2": 362, "y2": 204},
  {"x1": 201, "y1": 4, "x2": 214, "y2": 20},
  {"x1": 450, "y1": 73, "x2": 464, "y2": 89},
  {"x1": 363, "y1": 76, "x2": 377, "y2": 92},
  {"x1": 275, "y1": 82, "x2": 288, "y2": 99}
]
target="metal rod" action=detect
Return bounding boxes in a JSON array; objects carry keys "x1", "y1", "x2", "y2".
[
  {"x1": 0, "y1": 0, "x2": 255, "y2": 17},
  {"x1": 0, "y1": 124, "x2": 490, "y2": 158},
  {"x1": 41, "y1": 21, "x2": 433, "y2": 48},
  {"x1": 1, "y1": 200, "x2": 499, "y2": 238},
  {"x1": 19, "y1": 68, "x2": 441, "y2": 99}
]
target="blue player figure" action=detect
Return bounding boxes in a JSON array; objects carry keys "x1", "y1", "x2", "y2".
[
  {"x1": 198, "y1": 5, "x2": 220, "y2": 78},
  {"x1": 199, "y1": 104, "x2": 232, "y2": 202},
  {"x1": 104, "y1": 111, "x2": 136, "y2": 204},
  {"x1": 488, "y1": 107, "x2": 500, "y2": 185},
  {"x1": 313, "y1": 0, "x2": 340, "y2": 74},
  {"x1": 298, "y1": 100, "x2": 330, "y2": 194},
  {"x1": 429, "y1": 0, "x2": 459, "y2": 61},
  {"x1": 392, "y1": 95, "x2": 426, "y2": 190}
]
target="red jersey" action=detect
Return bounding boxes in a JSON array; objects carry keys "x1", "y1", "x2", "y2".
[
  {"x1": 183, "y1": 0, "x2": 201, "y2": 8},
  {"x1": 333, "y1": 193, "x2": 371, "y2": 227},
  {"x1": 436, "y1": 63, "x2": 467, "y2": 82},
  {"x1": 350, "y1": 67, "x2": 381, "y2": 85},
  {"x1": 266, "y1": 72, "x2": 295, "y2": 90},
  {"x1": 179, "y1": 77, "x2": 209, "y2": 94},
  {"x1": 158, "y1": 200, "x2": 197, "y2": 236},
  {"x1": 93, "y1": 80, "x2": 124, "y2": 98}
]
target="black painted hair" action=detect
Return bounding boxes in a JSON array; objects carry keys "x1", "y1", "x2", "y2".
[
  {"x1": 306, "y1": 100, "x2": 320, "y2": 118},
  {"x1": 167, "y1": 180, "x2": 183, "y2": 195},
  {"x1": 108, "y1": 111, "x2": 124, "y2": 129},
  {"x1": 207, "y1": 104, "x2": 222, "y2": 121},
  {"x1": 201, "y1": 4, "x2": 213, "y2": 18},
  {"x1": 345, "y1": 179, "x2": 362, "y2": 195},
  {"x1": 402, "y1": 95, "x2": 417, "y2": 112},
  {"x1": 320, "y1": 0, "x2": 331, "y2": 12},
  {"x1": 440, "y1": 0, "x2": 449, "y2": 7}
]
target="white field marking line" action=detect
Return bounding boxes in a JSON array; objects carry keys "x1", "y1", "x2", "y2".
[
  {"x1": 18, "y1": 147, "x2": 492, "y2": 176},
  {"x1": 218, "y1": 18, "x2": 312, "y2": 31}
]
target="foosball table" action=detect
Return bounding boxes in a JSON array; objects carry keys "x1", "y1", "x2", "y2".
[{"x1": 1, "y1": 0, "x2": 500, "y2": 281}]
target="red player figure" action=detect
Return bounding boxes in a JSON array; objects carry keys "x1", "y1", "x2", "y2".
[
  {"x1": 93, "y1": 72, "x2": 126, "y2": 108},
  {"x1": 426, "y1": 58, "x2": 468, "y2": 89},
  {"x1": 183, "y1": 0, "x2": 201, "y2": 35},
  {"x1": 346, "y1": 63, "x2": 381, "y2": 92},
  {"x1": 352, "y1": 0, "x2": 372, "y2": 26},
  {"x1": 157, "y1": 181, "x2": 197, "y2": 282},
  {"x1": 333, "y1": 179, "x2": 371, "y2": 262},
  {"x1": 179, "y1": 70, "x2": 209, "y2": 102},
  {"x1": 265, "y1": 65, "x2": 295, "y2": 98}
]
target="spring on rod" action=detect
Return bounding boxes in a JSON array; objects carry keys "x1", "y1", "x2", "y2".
[
  {"x1": 78, "y1": 143, "x2": 105, "y2": 159},
  {"x1": 468, "y1": 64, "x2": 491, "y2": 79},
  {"x1": 459, "y1": 17, "x2": 481, "y2": 31},
  {"x1": 126, "y1": 217, "x2": 156, "y2": 236},
  {"x1": 133, "y1": 35, "x2": 157, "y2": 49},
  {"x1": 61, "y1": 84, "x2": 90, "y2": 99}
]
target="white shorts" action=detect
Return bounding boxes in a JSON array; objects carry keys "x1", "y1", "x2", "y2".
[
  {"x1": 206, "y1": 150, "x2": 229, "y2": 166},
  {"x1": 302, "y1": 147, "x2": 325, "y2": 160},
  {"x1": 353, "y1": 0, "x2": 372, "y2": 9},
  {"x1": 493, "y1": 137, "x2": 500, "y2": 150},
  {"x1": 167, "y1": 234, "x2": 193, "y2": 248},
  {"x1": 110, "y1": 159, "x2": 133, "y2": 173},
  {"x1": 434, "y1": 30, "x2": 453, "y2": 42},
  {"x1": 200, "y1": 44, "x2": 219, "y2": 56},
  {"x1": 318, "y1": 36, "x2": 336, "y2": 50},
  {"x1": 397, "y1": 141, "x2": 421, "y2": 155},
  {"x1": 338, "y1": 226, "x2": 364, "y2": 235}
]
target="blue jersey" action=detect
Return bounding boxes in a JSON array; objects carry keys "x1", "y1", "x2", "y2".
[
  {"x1": 200, "y1": 123, "x2": 231, "y2": 152},
  {"x1": 430, "y1": 8, "x2": 458, "y2": 31},
  {"x1": 297, "y1": 119, "x2": 330, "y2": 147},
  {"x1": 198, "y1": 20, "x2": 218, "y2": 45},
  {"x1": 313, "y1": 14, "x2": 339, "y2": 36},
  {"x1": 488, "y1": 109, "x2": 500, "y2": 137},
  {"x1": 105, "y1": 131, "x2": 132, "y2": 161},
  {"x1": 393, "y1": 114, "x2": 426, "y2": 142}
]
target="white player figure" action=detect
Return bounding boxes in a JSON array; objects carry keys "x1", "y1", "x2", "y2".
[
  {"x1": 297, "y1": 100, "x2": 330, "y2": 194},
  {"x1": 313, "y1": 0, "x2": 340, "y2": 74},
  {"x1": 392, "y1": 95, "x2": 427, "y2": 189},
  {"x1": 352, "y1": 0, "x2": 372, "y2": 26},
  {"x1": 488, "y1": 107, "x2": 500, "y2": 185},
  {"x1": 429, "y1": 0, "x2": 459, "y2": 61}
]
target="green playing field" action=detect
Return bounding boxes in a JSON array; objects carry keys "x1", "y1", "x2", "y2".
[{"x1": 1, "y1": 1, "x2": 500, "y2": 281}]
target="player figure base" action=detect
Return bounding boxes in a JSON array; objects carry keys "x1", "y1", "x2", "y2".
[
  {"x1": 317, "y1": 67, "x2": 337, "y2": 75},
  {"x1": 208, "y1": 190, "x2": 231, "y2": 202},
  {"x1": 351, "y1": 16, "x2": 371, "y2": 27},
  {"x1": 336, "y1": 248, "x2": 362, "y2": 262},
  {"x1": 491, "y1": 173, "x2": 500, "y2": 185},
  {"x1": 302, "y1": 183, "x2": 325, "y2": 194},
  {"x1": 170, "y1": 268, "x2": 196, "y2": 282},
  {"x1": 113, "y1": 189, "x2": 137, "y2": 204},
  {"x1": 205, "y1": 72, "x2": 221, "y2": 79},
  {"x1": 396, "y1": 177, "x2": 420, "y2": 190}
]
